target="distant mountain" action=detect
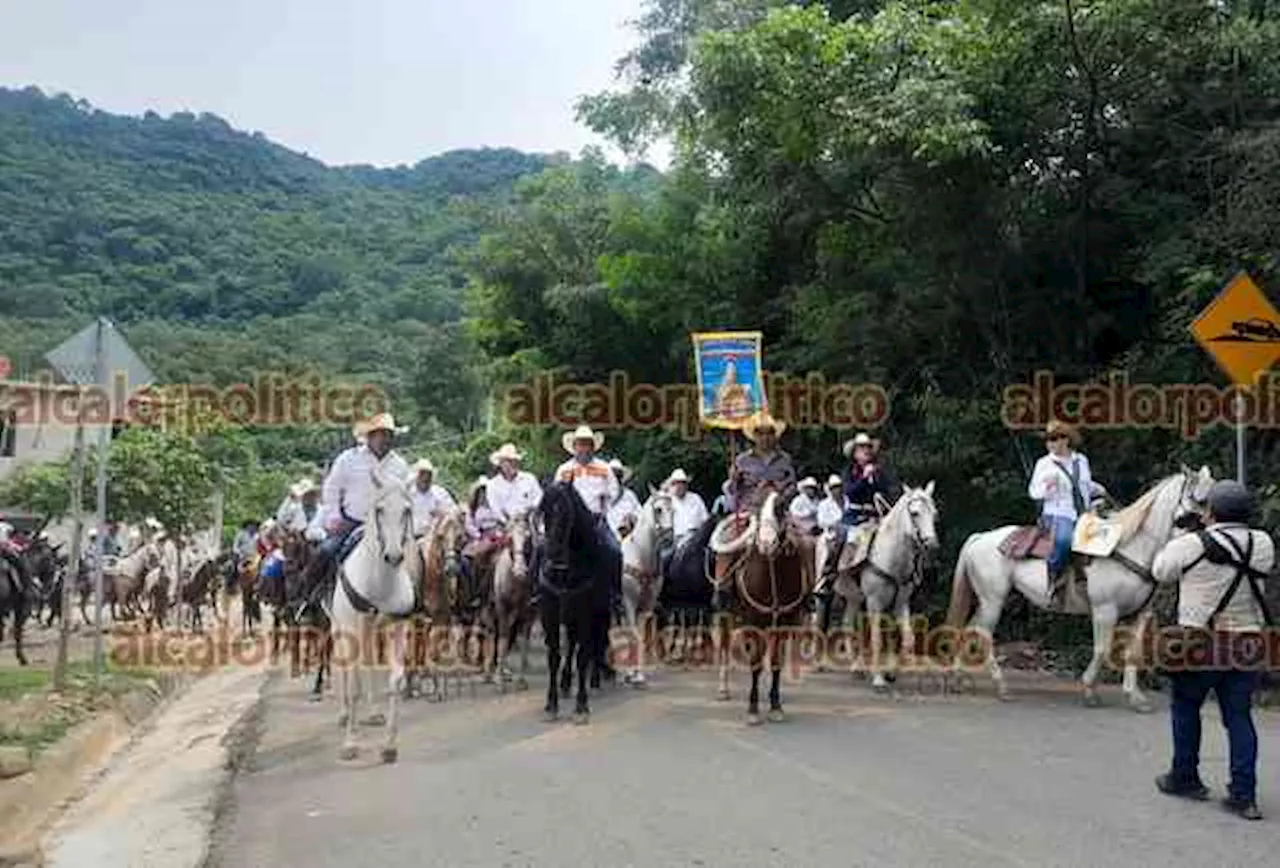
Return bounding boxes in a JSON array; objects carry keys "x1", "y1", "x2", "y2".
[{"x1": 0, "y1": 86, "x2": 559, "y2": 431}]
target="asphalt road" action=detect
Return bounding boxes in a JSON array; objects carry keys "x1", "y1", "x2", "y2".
[{"x1": 210, "y1": 658, "x2": 1278, "y2": 868}]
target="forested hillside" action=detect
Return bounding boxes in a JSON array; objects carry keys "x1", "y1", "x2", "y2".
[{"x1": 0, "y1": 85, "x2": 553, "y2": 451}]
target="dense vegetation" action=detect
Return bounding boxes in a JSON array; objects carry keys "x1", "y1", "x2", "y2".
[{"x1": 6, "y1": 0, "x2": 1280, "y2": 647}]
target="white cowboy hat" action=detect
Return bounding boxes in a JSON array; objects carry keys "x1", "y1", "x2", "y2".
[
  {"x1": 489, "y1": 443, "x2": 524, "y2": 466},
  {"x1": 799, "y1": 477, "x2": 818, "y2": 489},
  {"x1": 144, "y1": 517, "x2": 162, "y2": 529},
  {"x1": 826, "y1": 474, "x2": 842, "y2": 488},
  {"x1": 742, "y1": 411, "x2": 786, "y2": 441},
  {"x1": 842, "y1": 432, "x2": 880, "y2": 457},
  {"x1": 667, "y1": 468, "x2": 691, "y2": 484},
  {"x1": 290, "y1": 479, "x2": 315, "y2": 498},
  {"x1": 561, "y1": 424, "x2": 604, "y2": 454},
  {"x1": 608, "y1": 458, "x2": 633, "y2": 483},
  {"x1": 469, "y1": 476, "x2": 489, "y2": 496},
  {"x1": 412, "y1": 458, "x2": 435, "y2": 474},
  {"x1": 362, "y1": 412, "x2": 408, "y2": 435}
]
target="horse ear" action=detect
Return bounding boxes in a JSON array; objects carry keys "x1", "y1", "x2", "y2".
[
  {"x1": 648, "y1": 483, "x2": 657, "y2": 499},
  {"x1": 1198, "y1": 465, "x2": 1212, "y2": 482},
  {"x1": 1180, "y1": 462, "x2": 1191, "y2": 477},
  {"x1": 923, "y1": 480, "x2": 935, "y2": 498}
]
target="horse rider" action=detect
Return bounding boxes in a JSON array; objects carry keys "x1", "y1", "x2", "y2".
[
  {"x1": 303, "y1": 412, "x2": 411, "y2": 597},
  {"x1": 485, "y1": 442, "x2": 543, "y2": 579},
  {"x1": 789, "y1": 477, "x2": 822, "y2": 535},
  {"x1": 711, "y1": 478, "x2": 735, "y2": 517},
  {"x1": 0, "y1": 519, "x2": 32, "y2": 594},
  {"x1": 462, "y1": 476, "x2": 505, "y2": 590},
  {"x1": 1028, "y1": 420, "x2": 1106, "y2": 609},
  {"x1": 555, "y1": 425, "x2": 623, "y2": 598},
  {"x1": 410, "y1": 458, "x2": 457, "y2": 540},
  {"x1": 606, "y1": 459, "x2": 642, "y2": 541},
  {"x1": 822, "y1": 432, "x2": 900, "y2": 583},
  {"x1": 713, "y1": 411, "x2": 801, "y2": 581},
  {"x1": 815, "y1": 474, "x2": 844, "y2": 580},
  {"x1": 278, "y1": 479, "x2": 320, "y2": 535},
  {"x1": 661, "y1": 467, "x2": 708, "y2": 577}
]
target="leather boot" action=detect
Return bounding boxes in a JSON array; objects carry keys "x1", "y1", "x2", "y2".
[{"x1": 1046, "y1": 563, "x2": 1065, "y2": 611}]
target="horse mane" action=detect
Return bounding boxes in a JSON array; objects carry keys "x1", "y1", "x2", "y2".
[{"x1": 1113, "y1": 473, "x2": 1180, "y2": 543}]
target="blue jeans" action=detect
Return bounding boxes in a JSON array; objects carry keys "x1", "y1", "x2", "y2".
[
  {"x1": 1169, "y1": 669, "x2": 1260, "y2": 802},
  {"x1": 1045, "y1": 515, "x2": 1075, "y2": 574},
  {"x1": 318, "y1": 523, "x2": 362, "y2": 565}
]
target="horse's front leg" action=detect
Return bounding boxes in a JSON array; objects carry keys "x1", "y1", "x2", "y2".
[
  {"x1": 517, "y1": 615, "x2": 531, "y2": 691},
  {"x1": 866, "y1": 599, "x2": 890, "y2": 692},
  {"x1": 1122, "y1": 609, "x2": 1155, "y2": 713},
  {"x1": 336, "y1": 623, "x2": 359, "y2": 760},
  {"x1": 382, "y1": 622, "x2": 406, "y2": 763},
  {"x1": 573, "y1": 613, "x2": 591, "y2": 725},
  {"x1": 542, "y1": 605, "x2": 561, "y2": 721},
  {"x1": 767, "y1": 629, "x2": 784, "y2": 722},
  {"x1": 1082, "y1": 603, "x2": 1119, "y2": 708},
  {"x1": 13, "y1": 606, "x2": 28, "y2": 666},
  {"x1": 746, "y1": 630, "x2": 763, "y2": 726},
  {"x1": 715, "y1": 612, "x2": 732, "y2": 701},
  {"x1": 621, "y1": 588, "x2": 644, "y2": 687},
  {"x1": 897, "y1": 598, "x2": 917, "y2": 679}
]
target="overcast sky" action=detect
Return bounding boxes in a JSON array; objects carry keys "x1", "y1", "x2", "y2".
[{"x1": 0, "y1": 0, "x2": 667, "y2": 168}]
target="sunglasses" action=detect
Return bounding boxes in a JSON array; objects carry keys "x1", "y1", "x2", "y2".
[{"x1": 1047, "y1": 434, "x2": 1067, "y2": 442}]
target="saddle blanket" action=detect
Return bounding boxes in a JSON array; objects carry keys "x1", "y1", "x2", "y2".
[{"x1": 1071, "y1": 512, "x2": 1121, "y2": 557}]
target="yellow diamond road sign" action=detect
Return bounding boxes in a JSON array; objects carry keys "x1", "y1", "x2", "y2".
[{"x1": 1189, "y1": 272, "x2": 1280, "y2": 387}]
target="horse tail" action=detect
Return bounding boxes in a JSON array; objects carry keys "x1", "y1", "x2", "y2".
[{"x1": 945, "y1": 534, "x2": 978, "y2": 629}]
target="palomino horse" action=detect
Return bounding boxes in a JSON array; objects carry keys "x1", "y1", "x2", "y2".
[
  {"x1": 708, "y1": 492, "x2": 812, "y2": 724},
  {"x1": 537, "y1": 481, "x2": 615, "y2": 724},
  {"x1": 329, "y1": 467, "x2": 417, "y2": 763},
  {"x1": 406, "y1": 508, "x2": 466, "y2": 700},
  {"x1": 945, "y1": 465, "x2": 1213, "y2": 710},
  {"x1": 833, "y1": 482, "x2": 940, "y2": 690},
  {"x1": 619, "y1": 489, "x2": 674, "y2": 687},
  {"x1": 486, "y1": 509, "x2": 536, "y2": 690}
]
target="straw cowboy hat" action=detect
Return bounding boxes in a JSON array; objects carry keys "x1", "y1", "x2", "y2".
[
  {"x1": 561, "y1": 424, "x2": 605, "y2": 454},
  {"x1": 489, "y1": 443, "x2": 524, "y2": 466},
  {"x1": 799, "y1": 476, "x2": 818, "y2": 490},
  {"x1": 290, "y1": 479, "x2": 316, "y2": 498},
  {"x1": 667, "y1": 468, "x2": 691, "y2": 485},
  {"x1": 842, "y1": 432, "x2": 880, "y2": 458},
  {"x1": 742, "y1": 411, "x2": 786, "y2": 441},
  {"x1": 1043, "y1": 419, "x2": 1081, "y2": 445},
  {"x1": 826, "y1": 474, "x2": 843, "y2": 489},
  {"x1": 608, "y1": 458, "x2": 634, "y2": 484},
  {"x1": 362, "y1": 412, "x2": 408, "y2": 435},
  {"x1": 412, "y1": 458, "x2": 435, "y2": 474}
]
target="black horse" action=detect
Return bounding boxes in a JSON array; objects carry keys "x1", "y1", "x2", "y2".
[
  {"x1": 657, "y1": 517, "x2": 718, "y2": 662},
  {"x1": 537, "y1": 481, "x2": 618, "y2": 724},
  {"x1": 0, "y1": 554, "x2": 30, "y2": 665}
]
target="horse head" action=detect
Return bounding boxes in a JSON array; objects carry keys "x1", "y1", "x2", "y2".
[
  {"x1": 1173, "y1": 464, "x2": 1214, "y2": 533},
  {"x1": 539, "y1": 482, "x2": 588, "y2": 581},
  {"x1": 645, "y1": 489, "x2": 674, "y2": 548},
  {"x1": 897, "y1": 480, "x2": 940, "y2": 552},
  {"x1": 366, "y1": 467, "x2": 414, "y2": 569}
]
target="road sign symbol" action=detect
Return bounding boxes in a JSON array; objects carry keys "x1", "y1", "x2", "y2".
[{"x1": 1189, "y1": 272, "x2": 1280, "y2": 386}]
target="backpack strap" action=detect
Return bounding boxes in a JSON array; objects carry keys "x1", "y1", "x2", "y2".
[{"x1": 1201, "y1": 528, "x2": 1272, "y2": 628}]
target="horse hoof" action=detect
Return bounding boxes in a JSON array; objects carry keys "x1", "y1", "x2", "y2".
[
  {"x1": 745, "y1": 712, "x2": 763, "y2": 726},
  {"x1": 308, "y1": 693, "x2": 323, "y2": 703},
  {"x1": 338, "y1": 745, "x2": 359, "y2": 761},
  {"x1": 872, "y1": 681, "x2": 890, "y2": 694},
  {"x1": 338, "y1": 714, "x2": 349, "y2": 728},
  {"x1": 361, "y1": 713, "x2": 386, "y2": 727},
  {"x1": 996, "y1": 690, "x2": 1013, "y2": 703},
  {"x1": 380, "y1": 747, "x2": 398, "y2": 764},
  {"x1": 543, "y1": 709, "x2": 559, "y2": 723},
  {"x1": 631, "y1": 677, "x2": 648, "y2": 690},
  {"x1": 1082, "y1": 692, "x2": 1102, "y2": 708},
  {"x1": 1131, "y1": 699, "x2": 1155, "y2": 715},
  {"x1": 717, "y1": 688, "x2": 731, "y2": 701},
  {"x1": 515, "y1": 678, "x2": 528, "y2": 691},
  {"x1": 767, "y1": 708, "x2": 785, "y2": 723},
  {"x1": 481, "y1": 673, "x2": 495, "y2": 684},
  {"x1": 574, "y1": 711, "x2": 589, "y2": 726}
]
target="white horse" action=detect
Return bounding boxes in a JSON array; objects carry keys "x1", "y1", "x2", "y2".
[
  {"x1": 330, "y1": 467, "x2": 417, "y2": 763},
  {"x1": 945, "y1": 465, "x2": 1213, "y2": 710},
  {"x1": 619, "y1": 489, "x2": 674, "y2": 687},
  {"x1": 833, "y1": 481, "x2": 940, "y2": 690},
  {"x1": 488, "y1": 509, "x2": 534, "y2": 690}
]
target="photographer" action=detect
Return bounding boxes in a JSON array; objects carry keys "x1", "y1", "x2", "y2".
[{"x1": 1151, "y1": 479, "x2": 1272, "y2": 821}]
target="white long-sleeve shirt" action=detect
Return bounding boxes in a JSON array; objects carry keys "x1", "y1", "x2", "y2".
[
  {"x1": 485, "y1": 471, "x2": 543, "y2": 524},
  {"x1": 607, "y1": 488, "x2": 642, "y2": 538},
  {"x1": 817, "y1": 495, "x2": 844, "y2": 532},
  {"x1": 1028, "y1": 451, "x2": 1099, "y2": 520},
  {"x1": 411, "y1": 484, "x2": 457, "y2": 537},
  {"x1": 321, "y1": 445, "x2": 411, "y2": 529},
  {"x1": 789, "y1": 492, "x2": 820, "y2": 530},
  {"x1": 554, "y1": 457, "x2": 619, "y2": 516},
  {"x1": 671, "y1": 491, "x2": 710, "y2": 545}
]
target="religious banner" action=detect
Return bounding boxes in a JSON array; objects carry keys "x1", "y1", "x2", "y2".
[{"x1": 691, "y1": 331, "x2": 765, "y2": 429}]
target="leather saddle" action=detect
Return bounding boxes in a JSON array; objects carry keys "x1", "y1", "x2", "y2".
[{"x1": 998, "y1": 525, "x2": 1053, "y2": 560}]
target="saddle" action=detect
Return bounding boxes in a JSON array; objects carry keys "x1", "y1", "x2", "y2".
[{"x1": 998, "y1": 526, "x2": 1053, "y2": 560}]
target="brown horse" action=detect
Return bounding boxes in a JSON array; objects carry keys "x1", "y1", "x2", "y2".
[
  {"x1": 406, "y1": 509, "x2": 467, "y2": 699},
  {"x1": 709, "y1": 492, "x2": 813, "y2": 725}
]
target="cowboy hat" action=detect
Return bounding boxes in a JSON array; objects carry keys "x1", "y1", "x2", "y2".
[
  {"x1": 742, "y1": 411, "x2": 786, "y2": 441},
  {"x1": 1043, "y1": 419, "x2": 1080, "y2": 445},
  {"x1": 561, "y1": 424, "x2": 605, "y2": 454},
  {"x1": 412, "y1": 458, "x2": 435, "y2": 474},
  {"x1": 842, "y1": 432, "x2": 880, "y2": 458},
  {"x1": 144, "y1": 517, "x2": 162, "y2": 529},
  {"x1": 489, "y1": 443, "x2": 524, "y2": 466},
  {"x1": 608, "y1": 458, "x2": 634, "y2": 483},
  {"x1": 362, "y1": 412, "x2": 408, "y2": 436},
  {"x1": 291, "y1": 479, "x2": 316, "y2": 497},
  {"x1": 469, "y1": 476, "x2": 490, "y2": 496},
  {"x1": 826, "y1": 474, "x2": 842, "y2": 488},
  {"x1": 667, "y1": 468, "x2": 690, "y2": 485},
  {"x1": 799, "y1": 476, "x2": 818, "y2": 489}
]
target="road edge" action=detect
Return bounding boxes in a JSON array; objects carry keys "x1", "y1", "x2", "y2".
[{"x1": 199, "y1": 667, "x2": 274, "y2": 868}]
